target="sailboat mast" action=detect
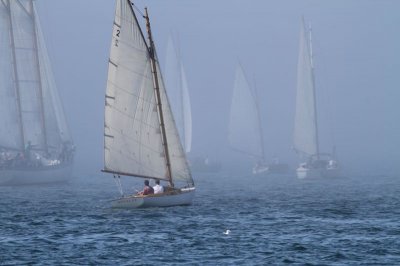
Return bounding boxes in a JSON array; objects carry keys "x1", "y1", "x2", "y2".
[
  {"x1": 7, "y1": 0, "x2": 25, "y2": 150},
  {"x1": 145, "y1": 8, "x2": 174, "y2": 187},
  {"x1": 31, "y1": 0, "x2": 49, "y2": 154},
  {"x1": 308, "y1": 24, "x2": 320, "y2": 159}
]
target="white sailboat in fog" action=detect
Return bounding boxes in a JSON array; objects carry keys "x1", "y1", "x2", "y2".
[
  {"x1": 293, "y1": 18, "x2": 339, "y2": 179},
  {"x1": 103, "y1": 0, "x2": 195, "y2": 208},
  {"x1": 0, "y1": 0, "x2": 74, "y2": 185},
  {"x1": 164, "y1": 36, "x2": 192, "y2": 154},
  {"x1": 229, "y1": 64, "x2": 287, "y2": 175},
  {"x1": 229, "y1": 64, "x2": 267, "y2": 174},
  {"x1": 164, "y1": 37, "x2": 221, "y2": 173}
]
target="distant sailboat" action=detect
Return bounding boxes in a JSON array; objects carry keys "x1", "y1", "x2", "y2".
[
  {"x1": 164, "y1": 36, "x2": 221, "y2": 173},
  {"x1": 0, "y1": 0, "x2": 74, "y2": 185},
  {"x1": 103, "y1": 0, "x2": 195, "y2": 208},
  {"x1": 229, "y1": 63, "x2": 267, "y2": 174},
  {"x1": 229, "y1": 64, "x2": 288, "y2": 175},
  {"x1": 164, "y1": 35, "x2": 192, "y2": 154},
  {"x1": 293, "y1": 18, "x2": 339, "y2": 179}
]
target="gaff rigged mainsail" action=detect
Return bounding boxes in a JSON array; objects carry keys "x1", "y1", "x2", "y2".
[
  {"x1": 228, "y1": 64, "x2": 264, "y2": 160},
  {"x1": 104, "y1": 0, "x2": 193, "y2": 186}
]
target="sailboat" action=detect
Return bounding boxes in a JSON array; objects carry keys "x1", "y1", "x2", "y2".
[
  {"x1": 229, "y1": 63, "x2": 287, "y2": 175},
  {"x1": 293, "y1": 18, "x2": 339, "y2": 179},
  {"x1": 229, "y1": 64, "x2": 267, "y2": 174},
  {"x1": 0, "y1": 0, "x2": 74, "y2": 185},
  {"x1": 165, "y1": 35, "x2": 221, "y2": 174},
  {"x1": 103, "y1": 0, "x2": 195, "y2": 208},
  {"x1": 164, "y1": 35, "x2": 192, "y2": 154}
]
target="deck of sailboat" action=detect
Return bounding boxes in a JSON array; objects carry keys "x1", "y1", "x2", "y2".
[
  {"x1": 296, "y1": 166, "x2": 339, "y2": 179},
  {"x1": 112, "y1": 187, "x2": 195, "y2": 208}
]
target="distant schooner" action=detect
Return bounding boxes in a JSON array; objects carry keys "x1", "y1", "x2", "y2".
[{"x1": 0, "y1": 0, "x2": 74, "y2": 185}]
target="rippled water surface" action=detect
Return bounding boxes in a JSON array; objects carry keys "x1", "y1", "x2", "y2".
[{"x1": 1, "y1": 171, "x2": 400, "y2": 265}]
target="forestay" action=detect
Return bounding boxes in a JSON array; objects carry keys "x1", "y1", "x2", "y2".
[
  {"x1": 294, "y1": 18, "x2": 318, "y2": 157},
  {"x1": 104, "y1": 0, "x2": 193, "y2": 186},
  {"x1": 228, "y1": 64, "x2": 263, "y2": 159}
]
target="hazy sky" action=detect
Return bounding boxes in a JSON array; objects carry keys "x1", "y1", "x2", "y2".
[{"x1": 35, "y1": 0, "x2": 400, "y2": 175}]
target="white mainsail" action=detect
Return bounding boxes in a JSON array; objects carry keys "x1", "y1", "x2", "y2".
[
  {"x1": 104, "y1": 0, "x2": 193, "y2": 186},
  {"x1": 9, "y1": 0, "x2": 46, "y2": 151},
  {"x1": 0, "y1": 2, "x2": 22, "y2": 150},
  {"x1": 36, "y1": 8, "x2": 72, "y2": 153},
  {"x1": 164, "y1": 37, "x2": 192, "y2": 153},
  {"x1": 228, "y1": 64, "x2": 264, "y2": 159},
  {"x1": 0, "y1": 0, "x2": 72, "y2": 154},
  {"x1": 294, "y1": 18, "x2": 319, "y2": 158}
]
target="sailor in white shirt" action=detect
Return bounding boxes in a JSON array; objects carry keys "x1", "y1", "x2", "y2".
[{"x1": 153, "y1": 179, "x2": 164, "y2": 194}]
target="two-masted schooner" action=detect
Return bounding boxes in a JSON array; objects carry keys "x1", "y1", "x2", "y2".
[
  {"x1": 103, "y1": 0, "x2": 195, "y2": 208},
  {"x1": 0, "y1": 0, "x2": 74, "y2": 185},
  {"x1": 293, "y1": 18, "x2": 339, "y2": 179}
]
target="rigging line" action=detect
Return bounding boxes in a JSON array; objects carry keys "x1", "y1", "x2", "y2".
[
  {"x1": 118, "y1": 175, "x2": 124, "y2": 196},
  {"x1": 129, "y1": 1, "x2": 145, "y2": 18},
  {"x1": 113, "y1": 175, "x2": 124, "y2": 196}
]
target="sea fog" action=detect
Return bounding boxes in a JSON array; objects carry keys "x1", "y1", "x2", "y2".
[
  {"x1": 34, "y1": 0, "x2": 400, "y2": 176},
  {"x1": 0, "y1": 0, "x2": 399, "y2": 264}
]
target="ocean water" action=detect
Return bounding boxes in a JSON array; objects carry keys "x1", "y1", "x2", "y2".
[{"x1": 1, "y1": 171, "x2": 400, "y2": 265}]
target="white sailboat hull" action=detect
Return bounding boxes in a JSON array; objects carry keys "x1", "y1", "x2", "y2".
[
  {"x1": 0, "y1": 163, "x2": 73, "y2": 186},
  {"x1": 296, "y1": 165, "x2": 339, "y2": 179},
  {"x1": 253, "y1": 163, "x2": 289, "y2": 175},
  {"x1": 253, "y1": 165, "x2": 269, "y2": 175},
  {"x1": 112, "y1": 187, "x2": 195, "y2": 209}
]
